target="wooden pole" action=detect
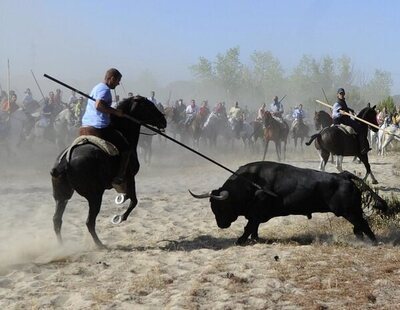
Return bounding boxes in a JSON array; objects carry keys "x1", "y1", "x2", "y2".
[
  {"x1": 31, "y1": 70, "x2": 46, "y2": 102},
  {"x1": 7, "y1": 59, "x2": 10, "y2": 106},
  {"x1": 316, "y1": 99, "x2": 400, "y2": 138}
]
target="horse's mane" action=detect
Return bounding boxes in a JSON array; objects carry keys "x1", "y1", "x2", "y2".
[
  {"x1": 357, "y1": 105, "x2": 375, "y2": 119},
  {"x1": 116, "y1": 96, "x2": 151, "y2": 113},
  {"x1": 317, "y1": 110, "x2": 331, "y2": 117}
]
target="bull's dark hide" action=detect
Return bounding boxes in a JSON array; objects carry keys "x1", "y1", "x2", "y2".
[{"x1": 190, "y1": 161, "x2": 387, "y2": 245}]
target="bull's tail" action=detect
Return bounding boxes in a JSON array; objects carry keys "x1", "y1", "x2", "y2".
[
  {"x1": 305, "y1": 133, "x2": 320, "y2": 146},
  {"x1": 340, "y1": 171, "x2": 388, "y2": 213}
]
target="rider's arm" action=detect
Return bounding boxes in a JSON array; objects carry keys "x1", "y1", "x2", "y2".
[{"x1": 95, "y1": 99, "x2": 124, "y2": 117}]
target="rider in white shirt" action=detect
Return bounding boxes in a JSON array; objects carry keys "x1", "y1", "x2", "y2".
[{"x1": 184, "y1": 99, "x2": 199, "y2": 126}]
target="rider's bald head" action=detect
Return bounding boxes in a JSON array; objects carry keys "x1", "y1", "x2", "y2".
[{"x1": 105, "y1": 68, "x2": 122, "y2": 81}]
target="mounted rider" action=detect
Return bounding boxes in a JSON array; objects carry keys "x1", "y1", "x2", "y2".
[
  {"x1": 80, "y1": 68, "x2": 129, "y2": 191},
  {"x1": 270, "y1": 96, "x2": 284, "y2": 122},
  {"x1": 256, "y1": 103, "x2": 266, "y2": 121},
  {"x1": 0, "y1": 92, "x2": 20, "y2": 136},
  {"x1": 228, "y1": 101, "x2": 244, "y2": 137},
  {"x1": 290, "y1": 103, "x2": 306, "y2": 131},
  {"x1": 184, "y1": 99, "x2": 199, "y2": 127},
  {"x1": 148, "y1": 90, "x2": 164, "y2": 113},
  {"x1": 198, "y1": 100, "x2": 210, "y2": 126},
  {"x1": 1, "y1": 91, "x2": 19, "y2": 114},
  {"x1": 173, "y1": 99, "x2": 186, "y2": 124},
  {"x1": 228, "y1": 101, "x2": 243, "y2": 121},
  {"x1": 332, "y1": 88, "x2": 370, "y2": 154}
]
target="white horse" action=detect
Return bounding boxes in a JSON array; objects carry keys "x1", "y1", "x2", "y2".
[
  {"x1": 53, "y1": 107, "x2": 78, "y2": 151},
  {"x1": 379, "y1": 124, "x2": 400, "y2": 156}
]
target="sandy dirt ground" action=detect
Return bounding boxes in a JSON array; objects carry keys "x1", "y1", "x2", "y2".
[{"x1": 0, "y1": 138, "x2": 399, "y2": 309}]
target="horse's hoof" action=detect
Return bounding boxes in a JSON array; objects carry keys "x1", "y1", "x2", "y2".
[
  {"x1": 111, "y1": 214, "x2": 123, "y2": 224},
  {"x1": 115, "y1": 194, "x2": 126, "y2": 205},
  {"x1": 372, "y1": 180, "x2": 379, "y2": 185}
]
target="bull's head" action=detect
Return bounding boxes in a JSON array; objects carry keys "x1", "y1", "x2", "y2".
[
  {"x1": 189, "y1": 187, "x2": 278, "y2": 229},
  {"x1": 189, "y1": 188, "x2": 235, "y2": 228}
]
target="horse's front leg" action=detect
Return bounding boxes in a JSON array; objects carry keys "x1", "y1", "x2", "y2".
[
  {"x1": 275, "y1": 141, "x2": 281, "y2": 162},
  {"x1": 359, "y1": 154, "x2": 378, "y2": 184},
  {"x1": 319, "y1": 150, "x2": 329, "y2": 171},
  {"x1": 263, "y1": 140, "x2": 270, "y2": 161}
]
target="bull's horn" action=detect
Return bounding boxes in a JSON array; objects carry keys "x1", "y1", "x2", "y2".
[
  {"x1": 211, "y1": 190, "x2": 229, "y2": 200},
  {"x1": 188, "y1": 190, "x2": 212, "y2": 199},
  {"x1": 188, "y1": 190, "x2": 230, "y2": 200}
]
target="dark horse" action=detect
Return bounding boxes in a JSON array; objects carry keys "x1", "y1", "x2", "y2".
[
  {"x1": 314, "y1": 110, "x2": 337, "y2": 163},
  {"x1": 306, "y1": 105, "x2": 379, "y2": 184},
  {"x1": 262, "y1": 111, "x2": 289, "y2": 161},
  {"x1": 186, "y1": 113, "x2": 203, "y2": 148},
  {"x1": 51, "y1": 96, "x2": 167, "y2": 248},
  {"x1": 291, "y1": 116, "x2": 309, "y2": 150},
  {"x1": 314, "y1": 110, "x2": 332, "y2": 130}
]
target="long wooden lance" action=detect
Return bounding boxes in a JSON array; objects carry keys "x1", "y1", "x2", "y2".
[
  {"x1": 7, "y1": 59, "x2": 11, "y2": 106},
  {"x1": 43, "y1": 73, "x2": 271, "y2": 193},
  {"x1": 316, "y1": 99, "x2": 400, "y2": 139},
  {"x1": 31, "y1": 70, "x2": 46, "y2": 102}
]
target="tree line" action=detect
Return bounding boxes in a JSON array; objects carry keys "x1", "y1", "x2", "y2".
[{"x1": 188, "y1": 47, "x2": 393, "y2": 112}]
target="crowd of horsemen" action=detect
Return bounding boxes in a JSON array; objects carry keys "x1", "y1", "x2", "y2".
[{"x1": 1, "y1": 85, "x2": 400, "y2": 157}]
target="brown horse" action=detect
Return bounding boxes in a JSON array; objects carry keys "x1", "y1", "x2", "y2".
[
  {"x1": 185, "y1": 113, "x2": 204, "y2": 148},
  {"x1": 164, "y1": 106, "x2": 185, "y2": 141},
  {"x1": 262, "y1": 111, "x2": 289, "y2": 161}
]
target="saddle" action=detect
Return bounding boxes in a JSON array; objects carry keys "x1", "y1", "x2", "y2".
[
  {"x1": 59, "y1": 135, "x2": 119, "y2": 163},
  {"x1": 332, "y1": 124, "x2": 357, "y2": 135}
]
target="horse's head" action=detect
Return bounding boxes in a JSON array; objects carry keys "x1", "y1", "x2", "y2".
[
  {"x1": 116, "y1": 96, "x2": 167, "y2": 130},
  {"x1": 314, "y1": 111, "x2": 321, "y2": 130},
  {"x1": 314, "y1": 110, "x2": 332, "y2": 130},
  {"x1": 263, "y1": 111, "x2": 274, "y2": 125},
  {"x1": 358, "y1": 105, "x2": 379, "y2": 132}
]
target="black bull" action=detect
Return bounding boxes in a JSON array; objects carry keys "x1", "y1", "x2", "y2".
[{"x1": 190, "y1": 161, "x2": 387, "y2": 245}]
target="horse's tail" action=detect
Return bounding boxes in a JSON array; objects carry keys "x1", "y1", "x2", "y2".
[
  {"x1": 340, "y1": 171, "x2": 388, "y2": 213},
  {"x1": 305, "y1": 133, "x2": 320, "y2": 146},
  {"x1": 50, "y1": 151, "x2": 69, "y2": 178}
]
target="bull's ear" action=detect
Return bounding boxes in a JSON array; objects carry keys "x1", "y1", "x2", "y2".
[{"x1": 372, "y1": 105, "x2": 376, "y2": 110}]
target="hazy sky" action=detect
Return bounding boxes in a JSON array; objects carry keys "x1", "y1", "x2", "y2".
[{"x1": 1, "y1": 0, "x2": 400, "y2": 97}]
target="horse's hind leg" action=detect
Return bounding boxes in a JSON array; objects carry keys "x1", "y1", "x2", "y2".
[
  {"x1": 283, "y1": 139, "x2": 287, "y2": 160},
  {"x1": 53, "y1": 200, "x2": 68, "y2": 244},
  {"x1": 86, "y1": 193, "x2": 106, "y2": 249},
  {"x1": 52, "y1": 175, "x2": 74, "y2": 245}
]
